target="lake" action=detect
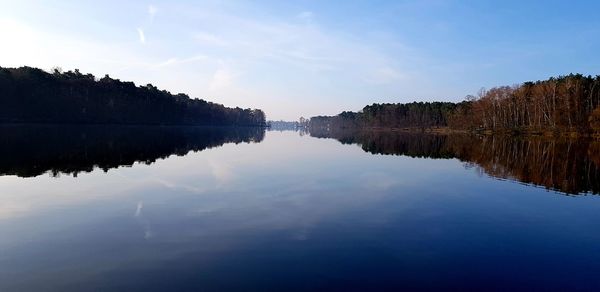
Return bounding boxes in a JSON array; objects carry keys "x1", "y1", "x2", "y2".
[{"x1": 1, "y1": 125, "x2": 600, "y2": 291}]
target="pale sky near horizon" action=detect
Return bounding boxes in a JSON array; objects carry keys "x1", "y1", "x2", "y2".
[{"x1": 1, "y1": 0, "x2": 600, "y2": 120}]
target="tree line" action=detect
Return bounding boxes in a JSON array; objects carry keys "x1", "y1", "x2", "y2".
[
  {"x1": 310, "y1": 102, "x2": 458, "y2": 130},
  {"x1": 0, "y1": 66, "x2": 266, "y2": 126},
  {"x1": 310, "y1": 74, "x2": 600, "y2": 134},
  {"x1": 449, "y1": 74, "x2": 600, "y2": 133}
]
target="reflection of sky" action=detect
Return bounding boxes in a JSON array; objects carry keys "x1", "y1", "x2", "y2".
[{"x1": 1, "y1": 131, "x2": 600, "y2": 290}]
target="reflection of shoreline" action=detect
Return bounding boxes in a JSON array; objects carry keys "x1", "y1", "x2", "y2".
[
  {"x1": 0, "y1": 125, "x2": 265, "y2": 178},
  {"x1": 310, "y1": 128, "x2": 600, "y2": 195}
]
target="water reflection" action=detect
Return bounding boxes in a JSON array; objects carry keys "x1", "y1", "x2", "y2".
[
  {"x1": 0, "y1": 125, "x2": 264, "y2": 178},
  {"x1": 310, "y1": 128, "x2": 600, "y2": 195},
  {"x1": 2, "y1": 124, "x2": 597, "y2": 195},
  {"x1": 2, "y1": 129, "x2": 600, "y2": 291}
]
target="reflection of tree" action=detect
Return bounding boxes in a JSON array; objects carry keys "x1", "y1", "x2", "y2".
[
  {"x1": 310, "y1": 127, "x2": 455, "y2": 158},
  {"x1": 459, "y1": 136, "x2": 600, "y2": 195},
  {"x1": 0, "y1": 125, "x2": 265, "y2": 178},
  {"x1": 311, "y1": 128, "x2": 600, "y2": 195}
]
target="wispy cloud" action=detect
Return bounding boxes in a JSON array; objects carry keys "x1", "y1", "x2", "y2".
[
  {"x1": 148, "y1": 4, "x2": 158, "y2": 21},
  {"x1": 296, "y1": 11, "x2": 314, "y2": 23},
  {"x1": 193, "y1": 32, "x2": 228, "y2": 46},
  {"x1": 172, "y1": 5, "x2": 418, "y2": 118},
  {"x1": 366, "y1": 67, "x2": 406, "y2": 84},
  {"x1": 189, "y1": 11, "x2": 407, "y2": 76},
  {"x1": 136, "y1": 27, "x2": 146, "y2": 44},
  {"x1": 155, "y1": 55, "x2": 208, "y2": 68}
]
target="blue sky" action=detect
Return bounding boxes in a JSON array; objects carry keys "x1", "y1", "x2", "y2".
[{"x1": 1, "y1": 0, "x2": 599, "y2": 120}]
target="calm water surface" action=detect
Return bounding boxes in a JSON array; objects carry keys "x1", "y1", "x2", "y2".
[{"x1": 1, "y1": 126, "x2": 600, "y2": 291}]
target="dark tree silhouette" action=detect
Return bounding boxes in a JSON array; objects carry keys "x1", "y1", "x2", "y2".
[
  {"x1": 310, "y1": 102, "x2": 458, "y2": 131},
  {"x1": 0, "y1": 66, "x2": 266, "y2": 126}
]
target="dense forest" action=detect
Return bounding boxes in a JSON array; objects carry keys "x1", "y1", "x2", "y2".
[
  {"x1": 449, "y1": 74, "x2": 600, "y2": 133},
  {"x1": 310, "y1": 129, "x2": 600, "y2": 195},
  {"x1": 310, "y1": 102, "x2": 458, "y2": 130},
  {"x1": 0, "y1": 66, "x2": 266, "y2": 126},
  {"x1": 310, "y1": 74, "x2": 600, "y2": 135}
]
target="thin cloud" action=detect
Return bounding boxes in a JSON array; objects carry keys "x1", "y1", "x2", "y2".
[
  {"x1": 296, "y1": 11, "x2": 314, "y2": 22},
  {"x1": 148, "y1": 4, "x2": 158, "y2": 20},
  {"x1": 183, "y1": 9, "x2": 411, "y2": 77},
  {"x1": 137, "y1": 28, "x2": 146, "y2": 44},
  {"x1": 155, "y1": 55, "x2": 208, "y2": 68},
  {"x1": 194, "y1": 32, "x2": 228, "y2": 46},
  {"x1": 157, "y1": 58, "x2": 177, "y2": 67},
  {"x1": 366, "y1": 67, "x2": 406, "y2": 84}
]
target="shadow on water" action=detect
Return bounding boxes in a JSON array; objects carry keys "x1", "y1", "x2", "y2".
[
  {"x1": 310, "y1": 128, "x2": 600, "y2": 195},
  {"x1": 0, "y1": 125, "x2": 265, "y2": 178}
]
